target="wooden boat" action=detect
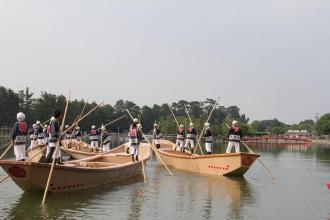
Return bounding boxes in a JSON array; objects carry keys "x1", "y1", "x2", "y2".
[
  {"x1": 60, "y1": 139, "x2": 129, "y2": 160},
  {"x1": 154, "y1": 140, "x2": 260, "y2": 176},
  {"x1": 0, "y1": 143, "x2": 151, "y2": 193},
  {"x1": 26, "y1": 144, "x2": 47, "y2": 163}
]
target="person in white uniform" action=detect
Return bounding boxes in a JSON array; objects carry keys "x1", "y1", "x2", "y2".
[
  {"x1": 203, "y1": 123, "x2": 213, "y2": 154},
  {"x1": 184, "y1": 123, "x2": 197, "y2": 153},
  {"x1": 29, "y1": 123, "x2": 38, "y2": 148},
  {"x1": 175, "y1": 124, "x2": 185, "y2": 152},
  {"x1": 153, "y1": 124, "x2": 162, "y2": 149},
  {"x1": 36, "y1": 121, "x2": 45, "y2": 145},
  {"x1": 88, "y1": 125, "x2": 99, "y2": 148},
  {"x1": 11, "y1": 112, "x2": 28, "y2": 161},
  {"x1": 226, "y1": 120, "x2": 243, "y2": 153},
  {"x1": 46, "y1": 110, "x2": 63, "y2": 164},
  {"x1": 101, "y1": 125, "x2": 111, "y2": 152}
]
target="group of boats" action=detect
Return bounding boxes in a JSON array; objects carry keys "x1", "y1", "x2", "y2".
[{"x1": 0, "y1": 138, "x2": 260, "y2": 193}]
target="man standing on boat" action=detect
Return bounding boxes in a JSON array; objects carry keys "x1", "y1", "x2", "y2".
[
  {"x1": 29, "y1": 123, "x2": 38, "y2": 148},
  {"x1": 175, "y1": 124, "x2": 185, "y2": 152},
  {"x1": 11, "y1": 112, "x2": 28, "y2": 161},
  {"x1": 184, "y1": 123, "x2": 197, "y2": 153},
  {"x1": 88, "y1": 125, "x2": 99, "y2": 148},
  {"x1": 226, "y1": 120, "x2": 242, "y2": 153},
  {"x1": 127, "y1": 118, "x2": 139, "y2": 154},
  {"x1": 153, "y1": 123, "x2": 162, "y2": 149},
  {"x1": 46, "y1": 110, "x2": 62, "y2": 164},
  {"x1": 75, "y1": 126, "x2": 82, "y2": 144},
  {"x1": 43, "y1": 124, "x2": 49, "y2": 144},
  {"x1": 36, "y1": 121, "x2": 45, "y2": 145},
  {"x1": 101, "y1": 125, "x2": 111, "y2": 152},
  {"x1": 203, "y1": 123, "x2": 213, "y2": 154},
  {"x1": 64, "y1": 124, "x2": 73, "y2": 144},
  {"x1": 136, "y1": 123, "x2": 144, "y2": 161}
]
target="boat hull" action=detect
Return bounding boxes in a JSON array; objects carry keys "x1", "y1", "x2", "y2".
[
  {"x1": 155, "y1": 140, "x2": 260, "y2": 176},
  {"x1": 0, "y1": 144, "x2": 151, "y2": 193},
  {"x1": 0, "y1": 160, "x2": 143, "y2": 192}
]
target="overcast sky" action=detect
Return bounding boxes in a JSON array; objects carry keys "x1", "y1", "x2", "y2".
[{"x1": 0, "y1": 0, "x2": 329, "y2": 124}]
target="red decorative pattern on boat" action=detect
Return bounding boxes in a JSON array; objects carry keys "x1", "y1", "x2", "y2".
[
  {"x1": 8, "y1": 166, "x2": 27, "y2": 178},
  {"x1": 208, "y1": 165, "x2": 229, "y2": 171},
  {"x1": 242, "y1": 157, "x2": 253, "y2": 167}
]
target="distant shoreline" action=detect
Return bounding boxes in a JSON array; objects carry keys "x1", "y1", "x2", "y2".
[{"x1": 312, "y1": 139, "x2": 330, "y2": 145}]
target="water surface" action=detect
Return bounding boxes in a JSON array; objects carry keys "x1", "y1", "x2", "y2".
[{"x1": 0, "y1": 143, "x2": 329, "y2": 219}]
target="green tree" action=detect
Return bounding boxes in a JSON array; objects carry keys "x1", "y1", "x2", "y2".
[{"x1": 316, "y1": 113, "x2": 330, "y2": 135}]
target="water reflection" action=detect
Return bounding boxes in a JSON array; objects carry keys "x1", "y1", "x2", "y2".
[
  {"x1": 3, "y1": 175, "x2": 144, "y2": 219},
  {"x1": 202, "y1": 175, "x2": 254, "y2": 219}
]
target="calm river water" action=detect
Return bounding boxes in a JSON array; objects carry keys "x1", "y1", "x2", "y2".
[{"x1": 0, "y1": 143, "x2": 329, "y2": 220}]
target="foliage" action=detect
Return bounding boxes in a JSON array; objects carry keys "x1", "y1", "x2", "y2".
[
  {"x1": 316, "y1": 113, "x2": 330, "y2": 135},
  {"x1": 1, "y1": 85, "x2": 326, "y2": 137}
]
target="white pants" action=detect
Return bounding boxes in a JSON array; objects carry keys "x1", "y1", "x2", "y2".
[
  {"x1": 226, "y1": 141, "x2": 240, "y2": 153},
  {"x1": 176, "y1": 139, "x2": 184, "y2": 150},
  {"x1": 37, "y1": 139, "x2": 44, "y2": 145},
  {"x1": 205, "y1": 142, "x2": 212, "y2": 153},
  {"x1": 154, "y1": 139, "x2": 161, "y2": 145},
  {"x1": 14, "y1": 144, "x2": 26, "y2": 161},
  {"x1": 48, "y1": 142, "x2": 61, "y2": 158},
  {"x1": 130, "y1": 144, "x2": 139, "y2": 157},
  {"x1": 91, "y1": 141, "x2": 99, "y2": 147},
  {"x1": 184, "y1": 139, "x2": 195, "y2": 150},
  {"x1": 103, "y1": 143, "x2": 110, "y2": 152},
  {"x1": 30, "y1": 140, "x2": 38, "y2": 148}
]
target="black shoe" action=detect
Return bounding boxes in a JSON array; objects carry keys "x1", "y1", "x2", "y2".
[{"x1": 135, "y1": 156, "x2": 139, "y2": 161}]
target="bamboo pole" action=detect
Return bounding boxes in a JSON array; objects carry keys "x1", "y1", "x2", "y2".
[
  {"x1": 168, "y1": 104, "x2": 180, "y2": 128},
  {"x1": 184, "y1": 105, "x2": 204, "y2": 155},
  {"x1": 0, "y1": 175, "x2": 9, "y2": 184},
  {"x1": 225, "y1": 123, "x2": 276, "y2": 179},
  {"x1": 41, "y1": 91, "x2": 71, "y2": 206},
  {"x1": 125, "y1": 109, "x2": 173, "y2": 176},
  {"x1": 0, "y1": 143, "x2": 13, "y2": 160},
  {"x1": 102, "y1": 115, "x2": 127, "y2": 128},
  {"x1": 192, "y1": 97, "x2": 220, "y2": 155}
]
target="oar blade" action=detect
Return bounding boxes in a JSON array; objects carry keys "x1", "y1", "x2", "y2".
[{"x1": 327, "y1": 182, "x2": 330, "y2": 191}]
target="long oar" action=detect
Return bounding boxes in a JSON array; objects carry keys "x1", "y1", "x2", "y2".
[
  {"x1": 125, "y1": 109, "x2": 173, "y2": 177},
  {"x1": 225, "y1": 123, "x2": 276, "y2": 179},
  {"x1": 0, "y1": 143, "x2": 14, "y2": 160},
  {"x1": 42, "y1": 91, "x2": 71, "y2": 206},
  {"x1": 0, "y1": 175, "x2": 9, "y2": 184},
  {"x1": 193, "y1": 98, "x2": 220, "y2": 155},
  {"x1": 168, "y1": 104, "x2": 180, "y2": 128},
  {"x1": 184, "y1": 105, "x2": 204, "y2": 155},
  {"x1": 102, "y1": 115, "x2": 127, "y2": 128}
]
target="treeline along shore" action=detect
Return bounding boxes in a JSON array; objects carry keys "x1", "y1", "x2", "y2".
[{"x1": 1, "y1": 86, "x2": 330, "y2": 137}]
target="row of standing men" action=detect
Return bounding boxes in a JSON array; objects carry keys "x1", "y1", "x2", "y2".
[
  {"x1": 10, "y1": 111, "x2": 243, "y2": 163},
  {"x1": 10, "y1": 110, "x2": 111, "y2": 164},
  {"x1": 152, "y1": 120, "x2": 243, "y2": 154}
]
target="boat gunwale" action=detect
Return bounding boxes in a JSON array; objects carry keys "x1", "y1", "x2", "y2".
[
  {"x1": 157, "y1": 149, "x2": 260, "y2": 160},
  {"x1": 0, "y1": 157, "x2": 147, "y2": 173}
]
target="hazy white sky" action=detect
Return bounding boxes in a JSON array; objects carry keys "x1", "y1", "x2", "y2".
[{"x1": 0, "y1": 0, "x2": 329, "y2": 124}]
